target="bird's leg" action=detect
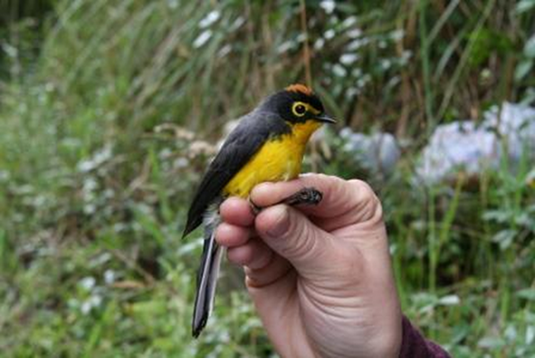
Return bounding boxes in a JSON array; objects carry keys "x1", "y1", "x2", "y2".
[
  {"x1": 250, "y1": 187, "x2": 323, "y2": 214},
  {"x1": 248, "y1": 197, "x2": 263, "y2": 216},
  {"x1": 279, "y1": 187, "x2": 323, "y2": 206}
]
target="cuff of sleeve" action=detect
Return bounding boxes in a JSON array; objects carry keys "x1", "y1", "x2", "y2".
[{"x1": 399, "y1": 316, "x2": 451, "y2": 358}]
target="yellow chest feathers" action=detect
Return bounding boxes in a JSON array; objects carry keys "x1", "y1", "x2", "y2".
[{"x1": 223, "y1": 121, "x2": 322, "y2": 197}]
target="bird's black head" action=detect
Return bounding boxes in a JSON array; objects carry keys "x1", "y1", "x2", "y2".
[{"x1": 259, "y1": 84, "x2": 335, "y2": 124}]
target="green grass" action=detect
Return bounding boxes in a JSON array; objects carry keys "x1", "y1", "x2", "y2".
[{"x1": 1, "y1": 0, "x2": 534, "y2": 356}]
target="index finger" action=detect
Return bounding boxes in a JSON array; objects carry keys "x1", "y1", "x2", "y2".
[{"x1": 250, "y1": 174, "x2": 380, "y2": 222}]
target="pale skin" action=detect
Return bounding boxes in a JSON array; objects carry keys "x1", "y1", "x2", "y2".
[{"x1": 215, "y1": 173, "x2": 402, "y2": 358}]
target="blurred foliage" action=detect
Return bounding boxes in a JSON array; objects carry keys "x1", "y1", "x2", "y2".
[{"x1": 0, "y1": 0, "x2": 534, "y2": 357}]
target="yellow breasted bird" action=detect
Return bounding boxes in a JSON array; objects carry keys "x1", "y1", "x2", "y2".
[{"x1": 183, "y1": 84, "x2": 335, "y2": 338}]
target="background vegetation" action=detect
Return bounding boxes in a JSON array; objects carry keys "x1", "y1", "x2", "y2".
[{"x1": 1, "y1": 0, "x2": 534, "y2": 357}]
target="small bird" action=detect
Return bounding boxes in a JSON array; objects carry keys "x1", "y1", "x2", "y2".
[{"x1": 183, "y1": 84, "x2": 335, "y2": 338}]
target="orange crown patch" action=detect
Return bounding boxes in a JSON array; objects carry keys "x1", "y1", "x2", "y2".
[{"x1": 285, "y1": 84, "x2": 313, "y2": 96}]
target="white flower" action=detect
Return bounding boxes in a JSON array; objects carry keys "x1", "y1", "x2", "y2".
[
  {"x1": 347, "y1": 28, "x2": 362, "y2": 39},
  {"x1": 342, "y1": 16, "x2": 357, "y2": 28},
  {"x1": 79, "y1": 276, "x2": 96, "y2": 291},
  {"x1": 332, "y1": 64, "x2": 347, "y2": 77},
  {"x1": 199, "y1": 11, "x2": 220, "y2": 28},
  {"x1": 104, "y1": 270, "x2": 116, "y2": 284},
  {"x1": 323, "y1": 29, "x2": 335, "y2": 40},
  {"x1": 314, "y1": 38, "x2": 325, "y2": 50},
  {"x1": 417, "y1": 102, "x2": 535, "y2": 184},
  {"x1": 340, "y1": 53, "x2": 359, "y2": 65},
  {"x1": 320, "y1": 0, "x2": 335, "y2": 14},
  {"x1": 342, "y1": 130, "x2": 401, "y2": 175},
  {"x1": 77, "y1": 145, "x2": 112, "y2": 172},
  {"x1": 193, "y1": 30, "x2": 212, "y2": 48}
]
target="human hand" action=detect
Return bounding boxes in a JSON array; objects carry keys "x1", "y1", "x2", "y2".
[{"x1": 216, "y1": 174, "x2": 402, "y2": 358}]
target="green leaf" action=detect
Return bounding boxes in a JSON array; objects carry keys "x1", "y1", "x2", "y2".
[
  {"x1": 515, "y1": 59, "x2": 533, "y2": 82},
  {"x1": 438, "y1": 294, "x2": 460, "y2": 306},
  {"x1": 492, "y1": 229, "x2": 517, "y2": 250},
  {"x1": 478, "y1": 336, "x2": 506, "y2": 349},
  {"x1": 516, "y1": 0, "x2": 535, "y2": 13},
  {"x1": 524, "y1": 34, "x2": 535, "y2": 58},
  {"x1": 517, "y1": 288, "x2": 535, "y2": 301}
]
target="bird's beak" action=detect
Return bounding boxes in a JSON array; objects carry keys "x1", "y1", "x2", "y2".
[{"x1": 315, "y1": 113, "x2": 336, "y2": 124}]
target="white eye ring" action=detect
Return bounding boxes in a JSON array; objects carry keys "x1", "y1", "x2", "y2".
[{"x1": 292, "y1": 102, "x2": 307, "y2": 117}]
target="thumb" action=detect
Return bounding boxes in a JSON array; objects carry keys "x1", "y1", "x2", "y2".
[{"x1": 254, "y1": 204, "x2": 339, "y2": 276}]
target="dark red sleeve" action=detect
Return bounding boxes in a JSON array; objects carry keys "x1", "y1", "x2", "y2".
[{"x1": 399, "y1": 316, "x2": 451, "y2": 358}]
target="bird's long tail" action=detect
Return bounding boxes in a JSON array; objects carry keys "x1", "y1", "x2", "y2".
[{"x1": 192, "y1": 212, "x2": 223, "y2": 338}]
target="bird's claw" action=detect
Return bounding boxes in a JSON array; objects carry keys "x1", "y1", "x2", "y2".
[
  {"x1": 249, "y1": 187, "x2": 323, "y2": 214},
  {"x1": 281, "y1": 187, "x2": 323, "y2": 206},
  {"x1": 249, "y1": 197, "x2": 262, "y2": 215}
]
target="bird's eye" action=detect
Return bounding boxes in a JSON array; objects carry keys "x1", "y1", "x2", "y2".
[{"x1": 292, "y1": 102, "x2": 307, "y2": 117}]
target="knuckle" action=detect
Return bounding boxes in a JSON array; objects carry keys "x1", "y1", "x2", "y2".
[
  {"x1": 251, "y1": 248, "x2": 272, "y2": 269},
  {"x1": 214, "y1": 224, "x2": 225, "y2": 243},
  {"x1": 318, "y1": 173, "x2": 344, "y2": 187},
  {"x1": 307, "y1": 172, "x2": 337, "y2": 188},
  {"x1": 244, "y1": 274, "x2": 256, "y2": 288},
  {"x1": 306, "y1": 172, "x2": 327, "y2": 181},
  {"x1": 282, "y1": 215, "x2": 318, "y2": 259},
  {"x1": 348, "y1": 179, "x2": 376, "y2": 202},
  {"x1": 370, "y1": 198, "x2": 384, "y2": 223},
  {"x1": 347, "y1": 179, "x2": 383, "y2": 222},
  {"x1": 314, "y1": 172, "x2": 331, "y2": 182}
]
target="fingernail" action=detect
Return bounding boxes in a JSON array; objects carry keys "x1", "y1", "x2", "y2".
[{"x1": 265, "y1": 206, "x2": 290, "y2": 238}]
